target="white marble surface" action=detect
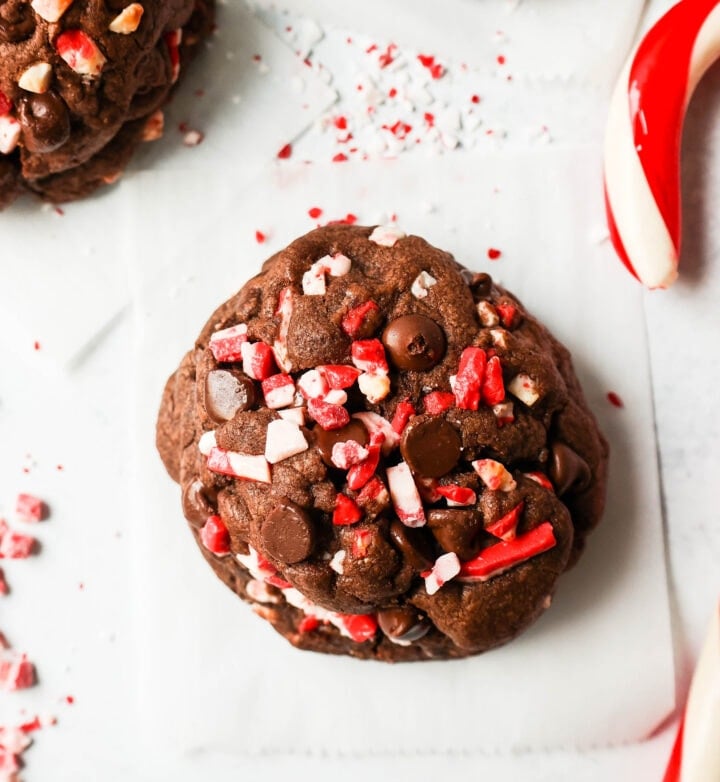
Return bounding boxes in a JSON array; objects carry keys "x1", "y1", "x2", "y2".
[{"x1": 1, "y1": 0, "x2": 719, "y2": 779}]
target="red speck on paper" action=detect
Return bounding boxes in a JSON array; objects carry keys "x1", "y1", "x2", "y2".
[
  {"x1": 333, "y1": 116, "x2": 348, "y2": 130},
  {"x1": 308, "y1": 207, "x2": 323, "y2": 219},
  {"x1": 487, "y1": 248, "x2": 502, "y2": 260},
  {"x1": 252, "y1": 54, "x2": 261, "y2": 62},
  {"x1": 332, "y1": 152, "x2": 348, "y2": 163},
  {"x1": 65, "y1": 695, "x2": 75, "y2": 705},
  {"x1": 607, "y1": 392, "x2": 624, "y2": 408},
  {"x1": 54, "y1": 207, "x2": 64, "y2": 216},
  {"x1": 255, "y1": 230, "x2": 266, "y2": 244},
  {"x1": 277, "y1": 143, "x2": 292, "y2": 160},
  {"x1": 471, "y1": 94, "x2": 481, "y2": 104},
  {"x1": 424, "y1": 112, "x2": 435, "y2": 128},
  {"x1": 497, "y1": 55, "x2": 506, "y2": 65},
  {"x1": 388, "y1": 87, "x2": 398, "y2": 98},
  {"x1": 33, "y1": 341, "x2": 41, "y2": 351}
]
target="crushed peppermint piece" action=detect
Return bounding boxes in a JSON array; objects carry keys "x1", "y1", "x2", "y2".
[
  {"x1": 183, "y1": 129, "x2": 204, "y2": 147},
  {"x1": 331, "y1": 440, "x2": 369, "y2": 470},
  {"x1": 508, "y1": 374, "x2": 540, "y2": 407},
  {"x1": 109, "y1": 2, "x2": 144, "y2": 33},
  {"x1": 424, "y1": 552, "x2": 461, "y2": 595},
  {"x1": 607, "y1": 391, "x2": 624, "y2": 408},
  {"x1": 16, "y1": 494, "x2": 46, "y2": 523},
  {"x1": 368, "y1": 225, "x2": 406, "y2": 247},
  {"x1": 472, "y1": 459, "x2": 516, "y2": 492},
  {"x1": 265, "y1": 419, "x2": 308, "y2": 464},
  {"x1": 31, "y1": 0, "x2": 73, "y2": 23},
  {"x1": 0, "y1": 116, "x2": 21, "y2": 155},
  {"x1": 329, "y1": 549, "x2": 346, "y2": 574},
  {"x1": 18, "y1": 63, "x2": 53, "y2": 94},
  {"x1": 207, "y1": 447, "x2": 271, "y2": 483},
  {"x1": 386, "y1": 462, "x2": 425, "y2": 527},
  {"x1": 0, "y1": 651, "x2": 35, "y2": 691},
  {"x1": 487, "y1": 247, "x2": 502, "y2": 260},
  {"x1": 411, "y1": 270, "x2": 437, "y2": 299},
  {"x1": 200, "y1": 515, "x2": 231, "y2": 556},
  {"x1": 209, "y1": 323, "x2": 247, "y2": 362},
  {"x1": 262, "y1": 374, "x2": 295, "y2": 409},
  {"x1": 333, "y1": 493, "x2": 363, "y2": 526},
  {"x1": 277, "y1": 143, "x2": 293, "y2": 159},
  {"x1": 55, "y1": 30, "x2": 106, "y2": 76}
]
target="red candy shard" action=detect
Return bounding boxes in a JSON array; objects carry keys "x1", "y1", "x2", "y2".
[
  {"x1": 277, "y1": 143, "x2": 292, "y2": 159},
  {"x1": 482, "y1": 355, "x2": 505, "y2": 406},
  {"x1": 308, "y1": 398, "x2": 351, "y2": 431},
  {"x1": 338, "y1": 613, "x2": 378, "y2": 642},
  {"x1": 15, "y1": 494, "x2": 45, "y2": 523},
  {"x1": 200, "y1": 515, "x2": 231, "y2": 556},
  {"x1": 391, "y1": 399, "x2": 416, "y2": 434},
  {"x1": 265, "y1": 574, "x2": 292, "y2": 589},
  {"x1": 487, "y1": 247, "x2": 502, "y2": 260},
  {"x1": 319, "y1": 364, "x2": 361, "y2": 390},
  {"x1": 386, "y1": 462, "x2": 426, "y2": 528},
  {"x1": 208, "y1": 323, "x2": 248, "y2": 362},
  {"x1": 485, "y1": 501, "x2": 524, "y2": 541},
  {"x1": 351, "y1": 339, "x2": 388, "y2": 373},
  {"x1": 261, "y1": 373, "x2": 295, "y2": 409},
  {"x1": 242, "y1": 341, "x2": 277, "y2": 381},
  {"x1": 436, "y1": 484, "x2": 476, "y2": 506},
  {"x1": 422, "y1": 390, "x2": 455, "y2": 415},
  {"x1": 0, "y1": 568, "x2": 8, "y2": 595},
  {"x1": 351, "y1": 528, "x2": 373, "y2": 558},
  {"x1": 0, "y1": 520, "x2": 35, "y2": 559},
  {"x1": 417, "y1": 53, "x2": 445, "y2": 79},
  {"x1": 308, "y1": 207, "x2": 323, "y2": 219},
  {"x1": 298, "y1": 615, "x2": 320, "y2": 633},
  {"x1": 0, "y1": 652, "x2": 36, "y2": 691},
  {"x1": 255, "y1": 230, "x2": 266, "y2": 244},
  {"x1": 331, "y1": 440, "x2": 369, "y2": 470},
  {"x1": 524, "y1": 471, "x2": 555, "y2": 492},
  {"x1": 454, "y1": 347, "x2": 487, "y2": 410},
  {"x1": 355, "y1": 475, "x2": 389, "y2": 508},
  {"x1": 0, "y1": 92, "x2": 12, "y2": 116},
  {"x1": 459, "y1": 522, "x2": 556, "y2": 581},
  {"x1": 347, "y1": 432, "x2": 383, "y2": 490},
  {"x1": 607, "y1": 391, "x2": 624, "y2": 408},
  {"x1": 496, "y1": 303, "x2": 519, "y2": 329},
  {"x1": 333, "y1": 493, "x2": 363, "y2": 526},
  {"x1": 472, "y1": 458, "x2": 516, "y2": 492}
]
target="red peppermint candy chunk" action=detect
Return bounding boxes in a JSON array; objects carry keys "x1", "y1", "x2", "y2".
[
  {"x1": 207, "y1": 447, "x2": 271, "y2": 483},
  {"x1": 200, "y1": 515, "x2": 231, "y2": 556},
  {"x1": 165, "y1": 29, "x2": 182, "y2": 82},
  {"x1": 339, "y1": 613, "x2": 378, "y2": 642},
  {"x1": 298, "y1": 615, "x2": 320, "y2": 633},
  {"x1": 391, "y1": 399, "x2": 416, "y2": 434},
  {"x1": 493, "y1": 401, "x2": 515, "y2": 427},
  {"x1": 422, "y1": 390, "x2": 455, "y2": 415},
  {"x1": 319, "y1": 364, "x2": 361, "y2": 390},
  {"x1": 482, "y1": 355, "x2": 505, "y2": 406},
  {"x1": 0, "y1": 652, "x2": 35, "y2": 691},
  {"x1": 297, "y1": 369, "x2": 330, "y2": 400},
  {"x1": 0, "y1": 115, "x2": 20, "y2": 154},
  {"x1": 16, "y1": 493, "x2": 46, "y2": 523},
  {"x1": 353, "y1": 412, "x2": 399, "y2": 454},
  {"x1": 424, "y1": 552, "x2": 461, "y2": 595},
  {"x1": 454, "y1": 347, "x2": 487, "y2": 410},
  {"x1": 0, "y1": 92, "x2": 12, "y2": 116},
  {"x1": 496, "y1": 303, "x2": 519, "y2": 329},
  {"x1": 331, "y1": 440, "x2": 369, "y2": 470},
  {"x1": 241, "y1": 341, "x2": 277, "y2": 381},
  {"x1": 459, "y1": 522, "x2": 556, "y2": 581},
  {"x1": 0, "y1": 521, "x2": 35, "y2": 559},
  {"x1": 273, "y1": 286, "x2": 295, "y2": 371},
  {"x1": 261, "y1": 373, "x2": 295, "y2": 409},
  {"x1": 351, "y1": 339, "x2": 389, "y2": 374},
  {"x1": 485, "y1": 501, "x2": 524, "y2": 541},
  {"x1": 265, "y1": 574, "x2": 292, "y2": 589},
  {"x1": 355, "y1": 475, "x2": 389, "y2": 510},
  {"x1": 347, "y1": 432, "x2": 383, "y2": 490},
  {"x1": 524, "y1": 472, "x2": 555, "y2": 492},
  {"x1": 209, "y1": 323, "x2": 248, "y2": 362},
  {"x1": 472, "y1": 459, "x2": 516, "y2": 492},
  {"x1": 386, "y1": 462, "x2": 426, "y2": 528},
  {"x1": 333, "y1": 493, "x2": 363, "y2": 526},
  {"x1": 308, "y1": 398, "x2": 350, "y2": 431},
  {"x1": 56, "y1": 30, "x2": 106, "y2": 76},
  {"x1": 351, "y1": 528, "x2": 373, "y2": 558},
  {"x1": 341, "y1": 300, "x2": 380, "y2": 338},
  {"x1": 436, "y1": 485, "x2": 476, "y2": 507}
]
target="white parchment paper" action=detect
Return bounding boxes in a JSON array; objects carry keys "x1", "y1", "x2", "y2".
[{"x1": 129, "y1": 148, "x2": 674, "y2": 759}]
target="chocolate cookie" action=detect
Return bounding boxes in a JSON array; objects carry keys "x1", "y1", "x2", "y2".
[
  {"x1": 0, "y1": 0, "x2": 213, "y2": 207},
  {"x1": 156, "y1": 225, "x2": 609, "y2": 662}
]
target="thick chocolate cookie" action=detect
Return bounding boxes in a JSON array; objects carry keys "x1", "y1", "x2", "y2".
[
  {"x1": 157, "y1": 225, "x2": 609, "y2": 662},
  {"x1": 0, "y1": 0, "x2": 213, "y2": 207}
]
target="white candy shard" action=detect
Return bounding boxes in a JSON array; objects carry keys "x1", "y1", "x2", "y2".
[
  {"x1": 411, "y1": 270, "x2": 438, "y2": 299},
  {"x1": 264, "y1": 419, "x2": 308, "y2": 464},
  {"x1": 237, "y1": 545, "x2": 276, "y2": 581},
  {"x1": 302, "y1": 263, "x2": 326, "y2": 295},
  {"x1": 246, "y1": 579, "x2": 280, "y2": 604},
  {"x1": 508, "y1": 373, "x2": 540, "y2": 406},
  {"x1": 424, "y1": 552, "x2": 461, "y2": 596},
  {"x1": 331, "y1": 440, "x2": 369, "y2": 470},
  {"x1": 277, "y1": 407, "x2": 305, "y2": 426},
  {"x1": 109, "y1": 2, "x2": 144, "y2": 33},
  {"x1": 198, "y1": 430, "x2": 217, "y2": 456},
  {"x1": 263, "y1": 375, "x2": 295, "y2": 410},
  {"x1": 141, "y1": 109, "x2": 164, "y2": 141},
  {"x1": 322, "y1": 253, "x2": 352, "y2": 277},
  {"x1": 297, "y1": 369, "x2": 329, "y2": 400},
  {"x1": 18, "y1": 62, "x2": 53, "y2": 94},
  {"x1": 56, "y1": 30, "x2": 106, "y2": 77},
  {"x1": 477, "y1": 300, "x2": 500, "y2": 326},
  {"x1": 369, "y1": 225, "x2": 406, "y2": 247},
  {"x1": 472, "y1": 459, "x2": 516, "y2": 492},
  {"x1": 358, "y1": 372, "x2": 391, "y2": 403},
  {"x1": 0, "y1": 115, "x2": 21, "y2": 154},
  {"x1": 207, "y1": 446, "x2": 271, "y2": 483},
  {"x1": 31, "y1": 0, "x2": 73, "y2": 23},
  {"x1": 329, "y1": 549, "x2": 346, "y2": 574},
  {"x1": 386, "y1": 462, "x2": 426, "y2": 527},
  {"x1": 323, "y1": 389, "x2": 348, "y2": 406}
]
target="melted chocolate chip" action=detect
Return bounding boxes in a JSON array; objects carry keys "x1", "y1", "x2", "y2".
[
  {"x1": 181, "y1": 478, "x2": 217, "y2": 527},
  {"x1": 203, "y1": 369, "x2": 256, "y2": 424},
  {"x1": 427, "y1": 509, "x2": 483, "y2": 561},
  {"x1": 313, "y1": 420, "x2": 368, "y2": 467},
  {"x1": 382, "y1": 314, "x2": 446, "y2": 371},
  {"x1": 0, "y1": 0, "x2": 35, "y2": 44},
  {"x1": 377, "y1": 606, "x2": 430, "y2": 644},
  {"x1": 18, "y1": 93, "x2": 71, "y2": 155},
  {"x1": 468, "y1": 272, "x2": 493, "y2": 299},
  {"x1": 389, "y1": 521, "x2": 433, "y2": 572},
  {"x1": 261, "y1": 500, "x2": 316, "y2": 564},
  {"x1": 400, "y1": 415, "x2": 462, "y2": 478},
  {"x1": 549, "y1": 442, "x2": 591, "y2": 496}
]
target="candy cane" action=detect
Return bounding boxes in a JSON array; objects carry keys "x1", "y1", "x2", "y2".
[
  {"x1": 604, "y1": 0, "x2": 720, "y2": 289},
  {"x1": 663, "y1": 601, "x2": 720, "y2": 781}
]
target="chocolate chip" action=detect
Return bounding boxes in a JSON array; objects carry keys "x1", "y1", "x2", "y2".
[
  {"x1": 313, "y1": 420, "x2": 368, "y2": 467},
  {"x1": 18, "y1": 92, "x2": 70, "y2": 154},
  {"x1": 400, "y1": 415, "x2": 461, "y2": 478},
  {"x1": 467, "y1": 272, "x2": 493, "y2": 299},
  {"x1": 181, "y1": 478, "x2": 217, "y2": 527},
  {"x1": 389, "y1": 521, "x2": 433, "y2": 572},
  {"x1": 261, "y1": 500, "x2": 316, "y2": 564},
  {"x1": 203, "y1": 369, "x2": 256, "y2": 423},
  {"x1": 549, "y1": 442, "x2": 591, "y2": 496},
  {"x1": 377, "y1": 606, "x2": 430, "y2": 643},
  {"x1": 382, "y1": 314, "x2": 446, "y2": 371},
  {"x1": 0, "y1": 0, "x2": 35, "y2": 44},
  {"x1": 427, "y1": 509, "x2": 483, "y2": 561}
]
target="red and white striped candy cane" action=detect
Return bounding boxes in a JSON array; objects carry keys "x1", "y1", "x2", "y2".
[
  {"x1": 604, "y1": 0, "x2": 720, "y2": 289},
  {"x1": 663, "y1": 601, "x2": 720, "y2": 781}
]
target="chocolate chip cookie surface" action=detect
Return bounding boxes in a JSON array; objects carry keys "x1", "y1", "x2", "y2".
[
  {"x1": 0, "y1": 0, "x2": 213, "y2": 207},
  {"x1": 157, "y1": 225, "x2": 609, "y2": 662}
]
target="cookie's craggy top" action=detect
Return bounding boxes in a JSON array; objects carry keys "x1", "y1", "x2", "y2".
[
  {"x1": 157, "y1": 225, "x2": 609, "y2": 662},
  {"x1": 0, "y1": 0, "x2": 213, "y2": 207}
]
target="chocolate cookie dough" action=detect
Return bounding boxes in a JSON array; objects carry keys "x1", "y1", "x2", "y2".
[
  {"x1": 0, "y1": 0, "x2": 213, "y2": 207},
  {"x1": 157, "y1": 225, "x2": 609, "y2": 662}
]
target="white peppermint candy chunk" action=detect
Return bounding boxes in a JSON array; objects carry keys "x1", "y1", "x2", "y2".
[
  {"x1": 278, "y1": 408, "x2": 305, "y2": 426},
  {"x1": 0, "y1": 116, "x2": 21, "y2": 154},
  {"x1": 492, "y1": 401, "x2": 515, "y2": 423},
  {"x1": 302, "y1": 263, "x2": 326, "y2": 295},
  {"x1": 18, "y1": 62, "x2": 53, "y2": 94},
  {"x1": 237, "y1": 545, "x2": 276, "y2": 581},
  {"x1": 331, "y1": 440, "x2": 369, "y2": 470},
  {"x1": 141, "y1": 110, "x2": 164, "y2": 141},
  {"x1": 263, "y1": 375, "x2": 295, "y2": 409},
  {"x1": 387, "y1": 462, "x2": 426, "y2": 527},
  {"x1": 246, "y1": 579, "x2": 280, "y2": 604},
  {"x1": 369, "y1": 225, "x2": 406, "y2": 247},
  {"x1": 323, "y1": 389, "x2": 348, "y2": 406},
  {"x1": 329, "y1": 550, "x2": 346, "y2": 574},
  {"x1": 109, "y1": 2, "x2": 144, "y2": 33},
  {"x1": 477, "y1": 300, "x2": 500, "y2": 326},
  {"x1": 273, "y1": 287, "x2": 294, "y2": 372},
  {"x1": 55, "y1": 30, "x2": 106, "y2": 77},
  {"x1": 352, "y1": 412, "x2": 399, "y2": 454},
  {"x1": 472, "y1": 459, "x2": 516, "y2": 492},
  {"x1": 207, "y1": 447, "x2": 271, "y2": 483},
  {"x1": 508, "y1": 374, "x2": 540, "y2": 406},
  {"x1": 264, "y1": 419, "x2": 308, "y2": 464},
  {"x1": 358, "y1": 372, "x2": 391, "y2": 403},
  {"x1": 490, "y1": 329, "x2": 509, "y2": 348},
  {"x1": 297, "y1": 369, "x2": 329, "y2": 400},
  {"x1": 322, "y1": 253, "x2": 352, "y2": 277},
  {"x1": 411, "y1": 270, "x2": 438, "y2": 299},
  {"x1": 198, "y1": 430, "x2": 217, "y2": 456},
  {"x1": 424, "y1": 552, "x2": 461, "y2": 596},
  {"x1": 31, "y1": 0, "x2": 73, "y2": 22}
]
